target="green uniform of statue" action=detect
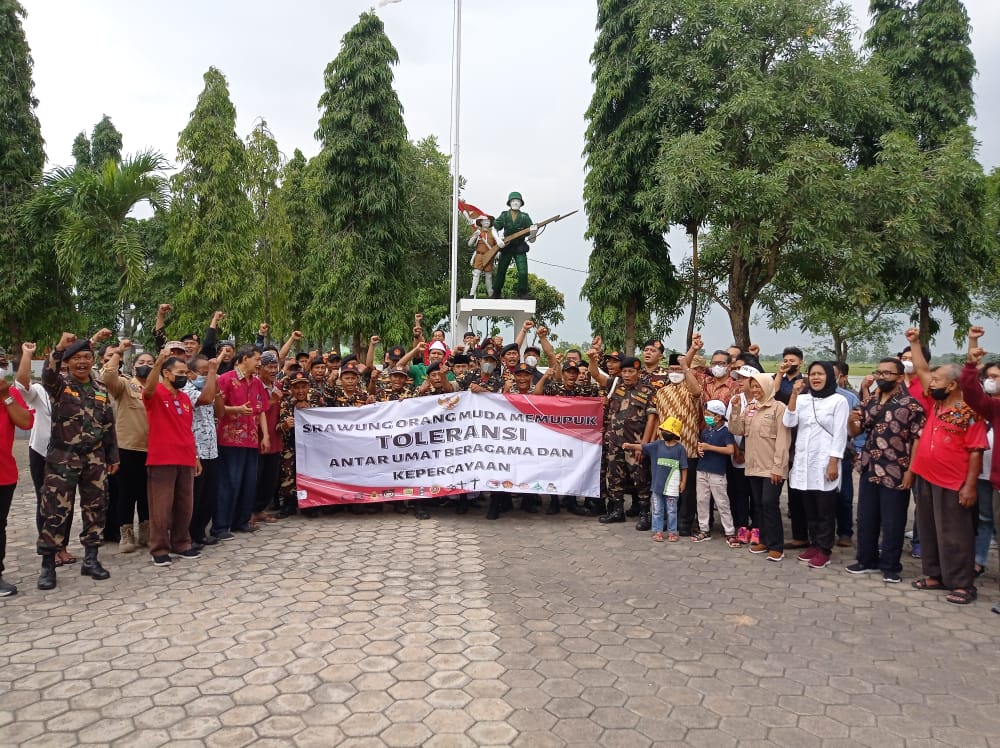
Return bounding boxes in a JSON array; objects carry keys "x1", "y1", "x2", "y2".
[{"x1": 492, "y1": 191, "x2": 536, "y2": 299}]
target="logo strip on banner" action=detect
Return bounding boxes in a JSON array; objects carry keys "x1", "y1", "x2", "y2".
[{"x1": 294, "y1": 393, "x2": 603, "y2": 507}]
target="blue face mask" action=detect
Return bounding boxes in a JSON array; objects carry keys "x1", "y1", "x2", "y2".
[
  {"x1": 704, "y1": 415, "x2": 716, "y2": 427},
  {"x1": 192, "y1": 375, "x2": 206, "y2": 390}
]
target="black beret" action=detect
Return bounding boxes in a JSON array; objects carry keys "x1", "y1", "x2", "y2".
[{"x1": 63, "y1": 339, "x2": 93, "y2": 358}]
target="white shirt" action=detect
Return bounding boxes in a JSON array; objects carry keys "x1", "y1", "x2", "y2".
[
  {"x1": 782, "y1": 392, "x2": 849, "y2": 492},
  {"x1": 15, "y1": 381, "x2": 51, "y2": 456}
]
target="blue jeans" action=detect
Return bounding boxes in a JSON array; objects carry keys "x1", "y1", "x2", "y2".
[
  {"x1": 212, "y1": 446, "x2": 260, "y2": 536},
  {"x1": 836, "y1": 452, "x2": 855, "y2": 538},
  {"x1": 975, "y1": 479, "x2": 996, "y2": 567},
  {"x1": 651, "y1": 491, "x2": 678, "y2": 534}
]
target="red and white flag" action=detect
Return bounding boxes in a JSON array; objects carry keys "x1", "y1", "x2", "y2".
[{"x1": 458, "y1": 199, "x2": 486, "y2": 224}]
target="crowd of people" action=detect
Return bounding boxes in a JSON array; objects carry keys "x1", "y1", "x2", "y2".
[{"x1": 0, "y1": 306, "x2": 996, "y2": 614}]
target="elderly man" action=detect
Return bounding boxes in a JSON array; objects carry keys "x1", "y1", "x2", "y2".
[
  {"x1": 905, "y1": 328, "x2": 986, "y2": 605},
  {"x1": 37, "y1": 334, "x2": 119, "y2": 589}
]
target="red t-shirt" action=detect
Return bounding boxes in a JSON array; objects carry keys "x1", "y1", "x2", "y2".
[
  {"x1": 911, "y1": 388, "x2": 988, "y2": 491},
  {"x1": 0, "y1": 388, "x2": 32, "y2": 484},
  {"x1": 261, "y1": 383, "x2": 281, "y2": 455},
  {"x1": 144, "y1": 383, "x2": 197, "y2": 467}
]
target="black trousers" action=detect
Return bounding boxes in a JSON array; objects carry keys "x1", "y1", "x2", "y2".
[
  {"x1": 802, "y1": 489, "x2": 837, "y2": 555},
  {"x1": 856, "y1": 473, "x2": 909, "y2": 573},
  {"x1": 0, "y1": 483, "x2": 15, "y2": 575},
  {"x1": 116, "y1": 448, "x2": 149, "y2": 526},
  {"x1": 749, "y1": 476, "x2": 784, "y2": 551},
  {"x1": 190, "y1": 457, "x2": 218, "y2": 542},
  {"x1": 255, "y1": 452, "x2": 282, "y2": 513},
  {"x1": 678, "y1": 457, "x2": 699, "y2": 533},
  {"x1": 787, "y1": 487, "x2": 808, "y2": 541},
  {"x1": 727, "y1": 462, "x2": 751, "y2": 528}
]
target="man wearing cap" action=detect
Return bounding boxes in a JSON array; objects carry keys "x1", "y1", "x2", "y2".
[
  {"x1": 371, "y1": 366, "x2": 414, "y2": 402},
  {"x1": 37, "y1": 333, "x2": 120, "y2": 589},
  {"x1": 601, "y1": 356, "x2": 658, "y2": 525},
  {"x1": 505, "y1": 362, "x2": 535, "y2": 395},
  {"x1": 491, "y1": 191, "x2": 538, "y2": 299},
  {"x1": 584, "y1": 347, "x2": 625, "y2": 517},
  {"x1": 417, "y1": 362, "x2": 455, "y2": 396},
  {"x1": 373, "y1": 345, "x2": 408, "y2": 395},
  {"x1": 326, "y1": 361, "x2": 373, "y2": 407},
  {"x1": 653, "y1": 334, "x2": 704, "y2": 535},
  {"x1": 278, "y1": 370, "x2": 324, "y2": 518},
  {"x1": 307, "y1": 357, "x2": 328, "y2": 390},
  {"x1": 465, "y1": 348, "x2": 503, "y2": 393}
]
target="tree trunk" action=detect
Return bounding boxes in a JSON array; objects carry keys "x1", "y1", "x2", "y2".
[
  {"x1": 624, "y1": 298, "x2": 637, "y2": 355},
  {"x1": 918, "y1": 296, "x2": 931, "y2": 346},
  {"x1": 832, "y1": 330, "x2": 847, "y2": 363},
  {"x1": 331, "y1": 334, "x2": 341, "y2": 355},
  {"x1": 352, "y1": 331, "x2": 363, "y2": 356},
  {"x1": 685, "y1": 223, "x2": 699, "y2": 350}
]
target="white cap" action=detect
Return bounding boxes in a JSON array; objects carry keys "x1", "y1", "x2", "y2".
[
  {"x1": 735, "y1": 365, "x2": 760, "y2": 378},
  {"x1": 429, "y1": 341, "x2": 448, "y2": 352},
  {"x1": 705, "y1": 399, "x2": 727, "y2": 417}
]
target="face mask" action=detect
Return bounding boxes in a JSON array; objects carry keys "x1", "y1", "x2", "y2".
[
  {"x1": 902, "y1": 360, "x2": 914, "y2": 374},
  {"x1": 786, "y1": 365, "x2": 799, "y2": 375},
  {"x1": 704, "y1": 415, "x2": 716, "y2": 427},
  {"x1": 134, "y1": 365, "x2": 152, "y2": 379},
  {"x1": 929, "y1": 386, "x2": 950, "y2": 401},
  {"x1": 668, "y1": 372, "x2": 685, "y2": 385},
  {"x1": 510, "y1": 199, "x2": 522, "y2": 210},
  {"x1": 985, "y1": 379, "x2": 999, "y2": 395},
  {"x1": 710, "y1": 365, "x2": 727, "y2": 379},
  {"x1": 172, "y1": 375, "x2": 189, "y2": 391},
  {"x1": 481, "y1": 362, "x2": 495, "y2": 375},
  {"x1": 525, "y1": 356, "x2": 538, "y2": 368},
  {"x1": 876, "y1": 379, "x2": 896, "y2": 393},
  {"x1": 192, "y1": 375, "x2": 207, "y2": 390}
]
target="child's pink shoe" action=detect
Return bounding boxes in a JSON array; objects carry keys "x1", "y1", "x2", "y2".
[
  {"x1": 750, "y1": 528, "x2": 760, "y2": 545},
  {"x1": 737, "y1": 526, "x2": 750, "y2": 544}
]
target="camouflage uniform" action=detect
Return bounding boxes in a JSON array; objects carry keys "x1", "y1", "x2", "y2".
[
  {"x1": 543, "y1": 381, "x2": 600, "y2": 398},
  {"x1": 324, "y1": 385, "x2": 369, "y2": 408},
  {"x1": 457, "y1": 372, "x2": 503, "y2": 393},
  {"x1": 605, "y1": 382, "x2": 657, "y2": 503},
  {"x1": 374, "y1": 386, "x2": 413, "y2": 403},
  {"x1": 278, "y1": 389, "x2": 323, "y2": 510},
  {"x1": 37, "y1": 352, "x2": 119, "y2": 554}
]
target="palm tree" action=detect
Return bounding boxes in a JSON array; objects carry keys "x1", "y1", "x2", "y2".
[{"x1": 26, "y1": 149, "x2": 169, "y2": 330}]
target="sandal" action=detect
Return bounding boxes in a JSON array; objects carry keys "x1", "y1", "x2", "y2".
[
  {"x1": 946, "y1": 588, "x2": 977, "y2": 605},
  {"x1": 726, "y1": 536, "x2": 741, "y2": 549},
  {"x1": 667, "y1": 533, "x2": 679, "y2": 542},
  {"x1": 691, "y1": 531, "x2": 710, "y2": 543},
  {"x1": 911, "y1": 577, "x2": 944, "y2": 591}
]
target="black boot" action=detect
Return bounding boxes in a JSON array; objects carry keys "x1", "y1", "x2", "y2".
[
  {"x1": 598, "y1": 500, "x2": 626, "y2": 524},
  {"x1": 80, "y1": 546, "x2": 110, "y2": 580},
  {"x1": 521, "y1": 495, "x2": 539, "y2": 514},
  {"x1": 38, "y1": 553, "x2": 57, "y2": 590},
  {"x1": 584, "y1": 497, "x2": 606, "y2": 516},
  {"x1": 635, "y1": 502, "x2": 651, "y2": 531},
  {"x1": 485, "y1": 494, "x2": 501, "y2": 520},
  {"x1": 545, "y1": 496, "x2": 560, "y2": 515},
  {"x1": 561, "y1": 496, "x2": 581, "y2": 513},
  {"x1": 625, "y1": 501, "x2": 640, "y2": 518}
]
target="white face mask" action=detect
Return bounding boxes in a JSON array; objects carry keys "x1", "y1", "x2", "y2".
[
  {"x1": 668, "y1": 372, "x2": 685, "y2": 385},
  {"x1": 525, "y1": 356, "x2": 538, "y2": 368},
  {"x1": 481, "y1": 362, "x2": 495, "y2": 375},
  {"x1": 509, "y1": 199, "x2": 522, "y2": 210},
  {"x1": 902, "y1": 360, "x2": 914, "y2": 374},
  {"x1": 985, "y1": 379, "x2": 998, "y2": 395},
  {"x1": 710, "y1": 365, "x2": 727, "y2": 379}
]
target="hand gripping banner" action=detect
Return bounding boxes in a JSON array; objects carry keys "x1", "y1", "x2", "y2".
[{"x1": 294, "y1": 392, "x2": 603, "y2": 507}]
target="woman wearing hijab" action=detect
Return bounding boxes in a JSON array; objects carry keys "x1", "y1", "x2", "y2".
[
  {"x1": 782, "y1": 361, "x2": 850, "y2": 569},
  {"x1": 728, "y1": 371, "x2": 791, "y2": 561}
]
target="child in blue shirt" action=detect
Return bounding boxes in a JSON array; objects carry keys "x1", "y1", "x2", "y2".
[
  {"x1": 625, "y1": 417, "x2": 688, "y2": 542},
  {"x1": 695, "y1": 399, "x2": 737, "y2": 545}
]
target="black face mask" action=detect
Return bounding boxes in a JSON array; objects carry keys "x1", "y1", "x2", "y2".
[
  {"x1": 876, "y1": 379, "x2": 896, "y2": 393},
  {"x1": 134, "y1": 365, "x2": 152, "y2": 379},
  {"x1": 786, "y1": 365, "x2": 799, "y2": 375},
  {"x1": 929, "y1": 386, "x2": 950, "y2": 401},
  {"x1": 172, "y1": 375, "x2": 189, "y2": 391}
]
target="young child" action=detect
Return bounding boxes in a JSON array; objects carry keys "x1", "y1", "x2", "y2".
[
  {"x1": 624, "y1": 417, "x2": 687, "y2": 542},
  {"x1": 695, "y1": 399, "x2": 738, "y2": 546}
]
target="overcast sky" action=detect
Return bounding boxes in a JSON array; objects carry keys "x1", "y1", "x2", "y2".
[{"x1": 20, "y1": 0, "x2": 1000, "y2": 355}]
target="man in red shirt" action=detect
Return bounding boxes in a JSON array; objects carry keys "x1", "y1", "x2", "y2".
[
  {"x1": 0, "y1": 371, "x2": 33, "y2": 596},
  {"x1": 143, "y1": 350, "x2": 200, "y2": 566},
  {"x1": 905, "y1": 328, "x2": 986, "y2": 605}
]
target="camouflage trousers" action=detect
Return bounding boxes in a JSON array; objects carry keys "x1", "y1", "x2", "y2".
[
  {"x1": 278, "y1": 445, "x2": 297, "y2": 509},
  {"x1": 606, "y1": 443, "x2": 651, "y2": 503},
  {"x1": 37, "y1": 447, "x2": 109, "y2": 554}
]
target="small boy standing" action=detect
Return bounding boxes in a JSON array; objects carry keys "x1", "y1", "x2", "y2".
[
  {"x1": 695, "y1": 399, "x2": 738, "y2": 546},
  {"x1": 625, "y1": 416, "x2": 688, "y2": 542}
]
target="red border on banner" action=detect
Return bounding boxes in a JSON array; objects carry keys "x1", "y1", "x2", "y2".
[{"x1": 298, "y1": 474, "x2": 471, "y2": 507}]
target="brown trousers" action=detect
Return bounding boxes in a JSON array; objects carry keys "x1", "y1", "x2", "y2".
[
  {"x1": 914, "y1": 476, "x2": 976, "y2": 589},
  {"x1": 147, "y1": 465, "x2": 195, "y2": 557}
]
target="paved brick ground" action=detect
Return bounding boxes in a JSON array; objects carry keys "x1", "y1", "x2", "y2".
[{"x1": 1, "y1": 441, "x2": 999, "y2": 747}]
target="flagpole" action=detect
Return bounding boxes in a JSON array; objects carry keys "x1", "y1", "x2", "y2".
[{"x1": 448, "y1": 0, "x2": 462, "y2": 348}]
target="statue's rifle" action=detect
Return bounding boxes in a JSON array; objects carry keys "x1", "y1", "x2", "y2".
[{"x1": 482, "y1": 210, "x2": 578, "y2": 265}]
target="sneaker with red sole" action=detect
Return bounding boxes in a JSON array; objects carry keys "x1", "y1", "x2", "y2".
[
  {"x1": 750, "y1": 528, "x2": 760, "y2": 545},
  {"x1": 797, "y1": 547, "x2": 818, "y2": 562},
  {"x1": 737, "y1": 527, "x2": 750, "y2": 544},
  {"x1": 808, "y1": 552, "x2": 831, "y2": 569}
]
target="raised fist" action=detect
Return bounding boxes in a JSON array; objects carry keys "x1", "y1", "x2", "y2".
[
  {"x1": 158, "y1": 304, "x2": 172, "y2": 315},
  {"x1": 904, "y1": 327, "x2": 920, "y2": 344},
  {"x1": 370, "y1": 335, "x2": 380, "y2": 345},
  {"x1": 212, "y1": 310, "x2": 225, "y2": 325},
  {"x1": 969, "y1": 326, "x2": 986, "y2": 341},
  {"x1": 56, "y1": 332, "x2": 77, "y2": 351},
  {"x1": 291, "y1": 330, "x2": 303, "y2": 341},
  {"x1": 21, "y1": 342, "x2": 37, "y2": 355},
  {"x1": 259, "y1": 323, "x2": 270, "y2": 336}
]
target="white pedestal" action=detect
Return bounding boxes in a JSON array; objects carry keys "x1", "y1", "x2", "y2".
[{"x1": 457, "y1": 298, "x2": 536, "y2": 342}]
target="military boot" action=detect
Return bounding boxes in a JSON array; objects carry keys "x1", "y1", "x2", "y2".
[
  {"x1": 545, "y1": 496, "x2": 560, "y2": 515},
  {"x1": 37, "y1": 554, "x2": 57, "y2": 590},
  {"x1": 598, "y1": 500, "x2": 626, "y2": 524},
  {"x1": 635, "y1": 502, "x2": 652, "y2": 532},
  {"x1": 485, "y1": 494, "x2": 501, "y2": 520},
  {"x1": 80, "y1": 547, "x2": 110, "y2": 580}
]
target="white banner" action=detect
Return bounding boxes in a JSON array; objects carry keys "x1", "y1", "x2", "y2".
[{"x1": 294, "y1": 392, "x2": 603, "y2": 507}]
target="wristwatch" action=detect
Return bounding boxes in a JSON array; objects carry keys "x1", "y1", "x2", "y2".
[{"x1": 3, "y1": 396, "x2": 14, "y2": 406}]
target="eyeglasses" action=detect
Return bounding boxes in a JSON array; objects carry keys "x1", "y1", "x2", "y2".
[
  {"x1": 710, "y1": 360, "x2": 729, "y2": 366},
  {"x1": 873, "y1": 371, "x2": 900, "y2": 379}
]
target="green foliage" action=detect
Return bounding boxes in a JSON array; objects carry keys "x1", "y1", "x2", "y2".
[
  {"x1": 582, "y1": 0, "x2": 680, "y2": 353},
  {"x1": 310, "y1": 11, "x2": 414, "y2": 345},
  {"x1": 275, "y1": 149, "x2": 322, "y2": 339},
  {"x1": 167, "y1": 66, "x2": 256, "y2": 342}
]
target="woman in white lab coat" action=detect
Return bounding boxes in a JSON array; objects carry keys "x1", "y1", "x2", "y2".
[{"x1": 782, "y1": 361, "x2": 849, "y2": 569}]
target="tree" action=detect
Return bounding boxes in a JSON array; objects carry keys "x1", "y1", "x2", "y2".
[
  {"x1": 167, "y1": 67, "x2": 256, "y2": 342},
  {"x1": 865, "y1": 0, "x2": 984, "y2": 344},
  {"x1": 276, "y1": 149, "x2": 322, "y2": 339},
  {"x1": 310, "y1": 11, "x2": 413, "y2": 351},
  {"x1": 582, "y1": 0, "x2": 681, "y2": 355},
  {"x1": 646, "y1": 0, "x2": 890, "y2": 348},
  {"x1": 0, "y1": 0, "x2": 72, "y2": 344}
]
